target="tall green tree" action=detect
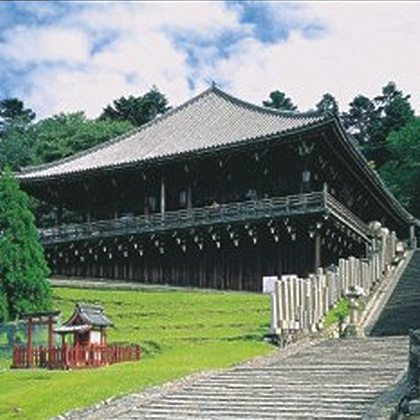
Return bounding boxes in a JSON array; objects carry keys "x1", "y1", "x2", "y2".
[
  {"x1": 341, "y1": 81, "x2": 414, "y2": 167},
  {"x1": 0, "y1": 168, "x2": 51, "y2": 321},
  {"x1": 316, "y1": 93, "x2": 339, "y2": 115},
  {"x1": 379, "y1": 117, "x2": 420, "y2": 217},
  {"x1": 0, "y1": 98, "x2": 35, "y2": 133},
  {"x1": 263, "y1": 90, "x2": 298, "y2": 111},
  {"x1": 0, "y1": 98, "x2": 37, "y2": 171},
  {"x1": 100, "y1": 86, "x2": 171, "y2": 127},
  {"x1": 0, "y1": 119, "x2": 36, "y2": 171}
]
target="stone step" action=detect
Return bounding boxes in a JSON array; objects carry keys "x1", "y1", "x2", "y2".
[
  {"x1": 168, "y1": 390, "x2": 380, "y2": 399},
  {"x1": 144, "y1": 401, "x2": 372, "y2": 411},
  {"x1": 371, "y1": 250, "x2": 420, "y2": 336},
  {"x1": 137, "y1": 406, "x2": 365, "y2": 417},
  {"x1": 163, "y1": 395, "x2": 376, "y2": 403},
  {"x1": 72, "y1": 336, "x2": 408, "y2": 419},
  {"x1": 135, "y1": 414, "x2": 363, "y2": 420}
]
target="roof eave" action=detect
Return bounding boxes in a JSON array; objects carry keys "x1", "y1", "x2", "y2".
[{"x1": 18, "y1": 117, "x2": 331, "y2": 185}]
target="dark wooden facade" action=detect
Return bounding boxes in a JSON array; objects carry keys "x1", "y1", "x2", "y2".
[{"x1": 17, "y1": 87, "x2": 415, "y2": 291}]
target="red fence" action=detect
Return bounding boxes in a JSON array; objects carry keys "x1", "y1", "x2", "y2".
[{"x1": 12, "y1": 344, "x2": 141, "y2": 370}]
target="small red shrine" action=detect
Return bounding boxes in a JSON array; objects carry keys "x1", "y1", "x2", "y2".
[
  {"x1": 54, "y1": 303, "x2": 113, "y2": 347},
  {"x1": 11, "y1": 304, "x2": 140, "y2": 370}
]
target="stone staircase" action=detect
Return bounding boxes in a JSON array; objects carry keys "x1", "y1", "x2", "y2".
[
  {"x1": 62, "y1": 253, "x2": 420, "y2": 420},
  {"x1": 90, "y1": 337, "x2": 407, "y2": 420},
  {"x1": 370, "y1": 249, "x2": 420, "y2": 337}
]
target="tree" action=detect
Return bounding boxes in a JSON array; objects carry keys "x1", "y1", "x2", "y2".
[
  {"x1": 0, "y1": 168, "x2": 51, "y2": 321},
  {"x1": 316, "y1": 93, "x2": 339, "y2": 115},
  {"x1": 262, "y1": 90, "x2": 298, "y2": 111},
  {"x1": 341, "y1": 95, "x2": 380, "y2": 144},
  {"x1": 0, "y1": 98, "x2": 35, "y2": 133},
  {"x1": 33, "y1": 112, "x2": 133, "y2": 164},
  {"x1": 0, "y1": 98, "x2": 37, "y2": 171},
  {"x1": 0, "y1": 120, "x2": 36, "y2": 171},
  {"x1": 100, "y1": 86, "x2": 171, "y2": 127},
  {"x1": 379, "y1": 117, "x2": 420, "y2": 217},
  {"x1": 341, "y1": 81, "x2": 414, "y2": 167}
]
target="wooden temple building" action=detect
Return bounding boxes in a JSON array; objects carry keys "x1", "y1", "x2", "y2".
[{"x1": 16, "y1": 86, "x2": 416, "y2": 291}]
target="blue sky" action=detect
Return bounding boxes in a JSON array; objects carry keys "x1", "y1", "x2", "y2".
[{"x1": 0, "y1": 1, "x2": 419, "y2": 119}]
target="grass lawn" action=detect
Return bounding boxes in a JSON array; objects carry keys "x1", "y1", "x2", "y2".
[{"x1": 0, "y1": 286, "x2": 272, "y2": 420}]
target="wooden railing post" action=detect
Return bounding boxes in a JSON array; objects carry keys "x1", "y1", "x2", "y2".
[
  {"x1": 27, "y1": 317, "x2": 33, "y2": 368},
  {"x1": 62, "y1": 343, "x2": 69, "y2": 370}
]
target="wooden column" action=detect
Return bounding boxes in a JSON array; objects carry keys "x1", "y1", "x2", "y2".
[
  {"x1": 55, "y1": 206, "x2": 63, "y2": 228},
  {"x1": 161, "y1": 170, "x2": 166, "y2": 216},
  {"x1": 83, "y1": 182, "x2": 92, "y2": 222},
  {"x1": 142, "y1": 173, "x2": 150, "y2": 217},
  {"x1": 48, "y1": 316, "x2": 54, "y2": 368},
  {"x1": 187, "y1": 165, "x2": 193, "y2": 209}
]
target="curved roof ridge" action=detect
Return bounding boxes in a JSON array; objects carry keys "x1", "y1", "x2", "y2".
[
  {"x1": 18, "y1": 85, "x2": 327, "y2": 180},
  {"x1": 20, "y1": 86, "x2": 217, "y2": 175},
  {"x1": 212, "y1": 85, "x2": 325, "y2": 119}
]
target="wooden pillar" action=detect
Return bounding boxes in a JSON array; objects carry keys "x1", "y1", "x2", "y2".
[
  {"x1": 187, "y1": 168, "x2": 193, "y2": 209},
  {"x1": 48, "y1": 316, "x2": 54, "y2": 368},
  {"x1": 55, "y1": 206, "x2": 63, "y2": 228},
  {"x1": 161, "y1": 170, "x2": 166, "y2": 216},
  {"x1": 27, "y1": 317, "x2": 33, "y2": 368},
  {"x1": 143, "y1": 173, "x2": 150, "y2": 217}
]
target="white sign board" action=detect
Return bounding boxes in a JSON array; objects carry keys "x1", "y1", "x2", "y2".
[{"x1": 262, "y1": 276, "x2": 278, "y2": 294}]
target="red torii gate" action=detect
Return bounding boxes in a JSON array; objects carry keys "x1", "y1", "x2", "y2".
[{"x1": 20, "y1": 310, "x2": 61, "y2": 368}]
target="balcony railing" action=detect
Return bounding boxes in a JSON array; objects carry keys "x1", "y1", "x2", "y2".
[{"x1": 39, "y1": 191, "x2": 371, "y2": 245}]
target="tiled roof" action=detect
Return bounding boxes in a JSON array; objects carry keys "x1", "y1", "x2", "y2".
[
  {"x1": 18, "y1": 86, "x2": 327, "y2": 180},
  {"x1": 64, "y1": 303, "x2": 113, "y2": 327}
]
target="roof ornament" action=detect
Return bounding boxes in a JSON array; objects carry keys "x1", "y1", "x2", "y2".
[{"x1": 211, "y1": 80, "x2": 217, "y2": 89}]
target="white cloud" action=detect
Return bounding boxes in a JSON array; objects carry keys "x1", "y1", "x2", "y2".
[
  {"x1": 213, "y1": 2, "x2": 420, "y2": 112},
  {"x1": 0, "y1": 26, "x2": 89, "y2": 64},
  {"x1": 2, "y1": 1, "x2": 420, "y2": 119},
  {"x1": 7, "y1": 1, "x2": 243, "y2": 118}
]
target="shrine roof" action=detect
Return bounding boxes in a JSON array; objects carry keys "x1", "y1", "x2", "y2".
[
  {"x1": 63, "y1": 303, "x2": 113, "y2": 328},
  {"x1": 18, "y1": 86, "x2": 327, "y2": 181}
]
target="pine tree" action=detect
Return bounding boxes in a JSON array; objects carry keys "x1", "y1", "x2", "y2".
[{"x1": 0, "y1": 168, "x2": 51, "y2": 321}]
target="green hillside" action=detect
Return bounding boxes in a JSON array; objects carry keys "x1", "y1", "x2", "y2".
[{"x1": 0, "y1": 286, "x2": 272, "y2": 420}]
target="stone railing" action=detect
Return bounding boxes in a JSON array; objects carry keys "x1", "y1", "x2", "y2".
[{"x1": 264, "y1": 223, "x2": 404, "y2": 339}]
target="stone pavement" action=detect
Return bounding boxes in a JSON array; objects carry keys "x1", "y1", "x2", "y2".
[{"x1": 56, "y1": 336, "x2": 408, "y2": 420}]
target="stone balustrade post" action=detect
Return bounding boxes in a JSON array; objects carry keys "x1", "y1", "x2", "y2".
[
  {"x1": 292, "y1": 276, "x2": 300, "y2": 330},
  {"x1": 270, "y1": 284, "x2": 279, "y2": 334},
  {"x1": 280, "y1": 277, "x2": 289, "y2": 330},
  {"x1": 287, "y1": 276, "x2": 295, "y2": 330},
  {"x1": 275, "y1": 280, "x2": 282, "y2": 331},
  {"x1": 339, "y1": 259, "x2": 346, "y2": 296},
  {"x1": 304, "y1": 279, "x2": 312, "y2": 329}
]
